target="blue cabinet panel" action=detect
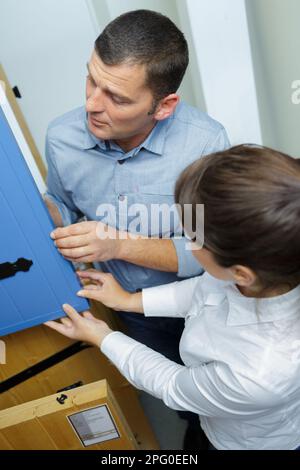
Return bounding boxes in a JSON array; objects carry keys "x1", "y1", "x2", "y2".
[{"x1": 0, "y1": 106, "x2": 89, "y2": 336}]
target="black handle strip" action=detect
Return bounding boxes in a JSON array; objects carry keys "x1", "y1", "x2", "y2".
[{"x1": 0, "y1": 258, "x2": 33, "y2": 280}]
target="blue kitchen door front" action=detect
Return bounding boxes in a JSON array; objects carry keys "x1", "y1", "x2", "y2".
[{"x1": 0, "y1": 104, "x2": 89, "y2": 337}]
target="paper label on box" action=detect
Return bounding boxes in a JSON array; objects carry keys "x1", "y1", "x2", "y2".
[{"x1": 67, "y1": 405, "x2": 120, "y2": 447}]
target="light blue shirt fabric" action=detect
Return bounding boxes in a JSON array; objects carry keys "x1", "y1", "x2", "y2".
[{"x1": 45, "y1": 102, "x2": 229, "y2": 292}]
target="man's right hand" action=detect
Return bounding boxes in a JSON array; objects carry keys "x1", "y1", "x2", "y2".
[
  {"x1": 50, "y1": 221, "x2": 126, "y2": 264},
  {"x1": 44, "y1": 197, "x2": 64, "y2": 227}
]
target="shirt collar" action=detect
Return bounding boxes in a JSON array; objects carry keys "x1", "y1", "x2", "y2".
[
  {"x1": 140, "y1": 118, "x2": 168, "y2": 156},
  {"x1": 82, "y1": 119, "x2": 106, "y2": 150},
  {"x1": 82, "y1": 115, "x2": 169, "y2": 156},
  {"x1": 202, "y1": 281, "x2": 300, "y2": 327},
  {"x1": 226, "y1": 283, "x2": 300, "y2": 326}
]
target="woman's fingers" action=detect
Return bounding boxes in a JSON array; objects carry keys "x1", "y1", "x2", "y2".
[
  {"x1": 82, "y1": 311, "x2": 96, "y2": 320},
  {"x1": 44, "y1": 306, "x2": 96, "y2": 340},
  {"x1": 44, "y1": 319, "x2": 69, "y2": 335},
  {"x1": 62, "y1": 303, "x2": 81, "y2": 322},
  {"x1": 77, "y1": 289, "x2": 103, "y2": 302},
  {"x1": 77, "y1": 271, "x2": 111, "y2": 283},
  {"x1": 61, "y1": 317, "x2": 73, "y2": 327},
  {"x1": 46, "y1": 305, "x2": 92, "y2": 330},
  {"x1": 78, "y1": 284, "x2": 99, "y2": 291}
]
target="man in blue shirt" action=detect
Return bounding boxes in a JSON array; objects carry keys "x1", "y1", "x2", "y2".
[{"x1": 45, "y1": 9, "x2": 229, "y2": 448}]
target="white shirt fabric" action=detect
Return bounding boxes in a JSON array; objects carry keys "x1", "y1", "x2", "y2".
[{"x1": 101, "y1": 273, "x2": 300, "y2": 450}]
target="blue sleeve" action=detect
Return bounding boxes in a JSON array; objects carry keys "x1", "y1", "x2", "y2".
[
  {"x1": 172, "y1": 126, "x2": 229, "y2": 278},
  {"x1": 172, "y1": 237, "x2": 204, "y2": 278},
  {"x1": 45, "y1": 133, "x2": 83, "y2": 226},
  {"x1": 203, "y1": 127, "x2": 231, "y2": 156}
]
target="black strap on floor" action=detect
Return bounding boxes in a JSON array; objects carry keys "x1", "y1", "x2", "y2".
[{"x1": 0, "y1": 341, "x2": 92, "y2": 394}]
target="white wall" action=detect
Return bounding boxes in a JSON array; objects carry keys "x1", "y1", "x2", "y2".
[
  {"x1": 184, "y1": 0, "x2": 262, "y2": 145},
  {"x1": 0, "y1": 0, "x2": 100, "y2": 162},
  {"x1": 1, "y1": 0, "x2": 298, "y2": 161},
  {"x1": 246, "y1": 0, "x2": 300, "y2": 156},
  {"x1": 0, "y1": 85, "x2": 46, "y2": 193}
]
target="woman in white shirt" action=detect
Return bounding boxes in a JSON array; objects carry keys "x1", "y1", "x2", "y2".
[{"x1": 46, "y1": 145, "x2": 300, "y2": 450}]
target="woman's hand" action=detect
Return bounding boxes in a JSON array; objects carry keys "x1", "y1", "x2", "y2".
[
  {"x1": 76, "y1": 270, "x2": 144, "y2": 313},
  {"x1": 44, "y1": 304, "x2": 113, "y2": 347}
]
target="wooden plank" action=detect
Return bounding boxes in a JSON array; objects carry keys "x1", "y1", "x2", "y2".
[
  {"x1": 0, "y1": 325, "x2": 75, "y2": 380},
  {"x1": 1, "y1": 420, "x2": 58, "y2": 450},
  {"x1": 0, "y1": 380, "x2": 138, "y2": 450},
  {"x1": 0, "y1": 431, "x2": 13, "y2": 449},
  {"x1": 0, "y1": 344, "x2": 127, "y2": 408},
  {"x1": 1, "y1": 301, "x2": 121, "y2": 379},
  {"x1": 114, "y1": 385, "x2": 159, "y2": 450}
]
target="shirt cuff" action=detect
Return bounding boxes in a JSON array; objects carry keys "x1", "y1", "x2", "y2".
[
  {"x1": 172, "y1": 237, "x2": 204, "y2": 278},
  {"x1": 100, "y1": 331, "x2": 139, "y2": 368},
  {"x1": 44, "y1": 193, "x2": 77, "y2": 226},
  {"x1": 142, "y1": 283, "x2": 180, "y2": 317}
]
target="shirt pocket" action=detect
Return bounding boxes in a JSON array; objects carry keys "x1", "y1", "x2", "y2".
[
  {"x1": 72, "y1": 192, "x2": 116, "y2": 223},
  {"x1": 134, "y1": 183, "x2": 180, "y2": 237},
  {"x1": 139, "y1": 182, "x2": 175, "y2": 197}
]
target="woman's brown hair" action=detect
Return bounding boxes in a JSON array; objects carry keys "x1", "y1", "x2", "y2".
[{"x1": 175, "y1": 145, "x2": 300, "y2": 288}]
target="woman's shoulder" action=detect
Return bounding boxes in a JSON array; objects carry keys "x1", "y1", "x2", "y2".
[{"x1": 199, "y1": 272, "x2": 229, "y2": 296}]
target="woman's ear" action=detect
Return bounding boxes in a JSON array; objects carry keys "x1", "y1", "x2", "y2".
[{"x1": 229, "y1": 265, "x2": 257, "y2": 287}]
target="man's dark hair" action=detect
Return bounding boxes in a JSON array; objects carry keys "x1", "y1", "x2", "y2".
[
  {"x1": 95, "y1": 10, "x2": 189, "y2": 103},
  {"x1": 175, "y1": 145, "x2": 300, "y2": 290}
]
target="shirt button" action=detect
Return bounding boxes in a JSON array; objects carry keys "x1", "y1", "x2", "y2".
[
  {"x1": 118, "y1": 194, "x2": 126, "y2": 201},
  {"x1": 118, "y1": 159, "x2": 125, "y2": 165}
]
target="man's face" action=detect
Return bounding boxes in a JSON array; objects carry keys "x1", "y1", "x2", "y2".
[{"x1": 86, "y1": 51, "x2": 156, "y2": 142}]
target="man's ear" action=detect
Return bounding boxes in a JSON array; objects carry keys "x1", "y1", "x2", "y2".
[
  {"x1": 229, "y1": 265, "x2": 257, "y2": 287},
  {"x1": 154, "y1": 94, "x2": 180, "y2": 121}
]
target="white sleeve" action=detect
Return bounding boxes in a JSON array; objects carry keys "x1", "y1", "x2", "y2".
[
  {"x1": 101, "y1": 332, "x2": 276, "y2": 419},
  {"x1": 142, "y1": 276, "x2": 201, "y2": 318}
]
